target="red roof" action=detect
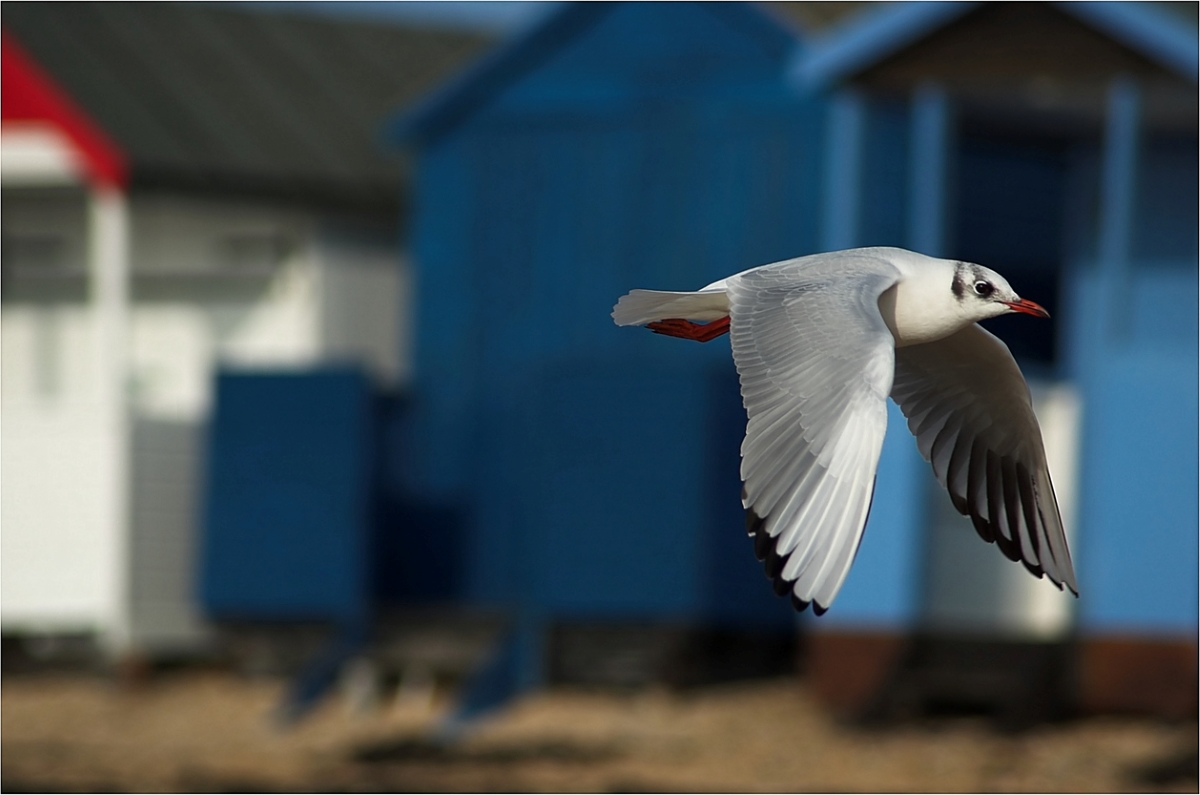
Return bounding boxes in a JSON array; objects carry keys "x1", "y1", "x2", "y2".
[{"x1": 2, "y1": 28, "x2": 128, "y2": 188}]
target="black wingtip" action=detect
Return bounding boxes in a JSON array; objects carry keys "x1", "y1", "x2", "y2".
[
  {"x1": 969, "y1": 512, "x2": 1021, "y2": 564},
  {"x1": 970, "y1": 513, "x2": 995, "y2": 544},
  {"x1": 747, "y1": 508, "x2": 807, "y2": 609},
  {"x1": 748, "y1": 508, "x2": 786, "y2": 580},
  {"x1": 753, "y1": 527, "x2": 773, "y2": 561},
  {"x1": 958, "y1": 494, "x2": 1084, "y2": 603},
  {"x1": 763, "y1": 543, "x2": 792, "y2": 596},
  {"x1": 767, "y1": 564, "x2": 787, "y2": 589},
  {"x1": 1052, "y1": 576, "x2": 1080, "y2": 598},
  {"x1": 745, "y1": 508, "x2": 833, "y2": 615},
  {"x1": 747, "y1": 507, "x2": 767, "y2": 539}
]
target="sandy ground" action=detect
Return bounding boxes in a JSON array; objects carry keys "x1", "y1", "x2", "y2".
[{"x1": 2, "y1": 670, "x2": 1196, "y2": 793}]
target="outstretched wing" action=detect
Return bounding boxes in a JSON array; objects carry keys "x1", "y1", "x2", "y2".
[
  {"x1": 891, "y1": 323, "x2": 1078, "y2": 594},
  {"x1": 728, "y1": 255, "x2": 901, "y2": 613}
]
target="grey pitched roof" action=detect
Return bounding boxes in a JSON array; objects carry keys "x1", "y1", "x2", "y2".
[
  {"x1": 787, "y1": 1, "x2": 1198, "y2": 135},
  {"x1": 3, "y1": 3, "x2": 493, "y2": 211},
  {"x1": 794, "y1": 1, "x2": 1199, "y2": 88}
]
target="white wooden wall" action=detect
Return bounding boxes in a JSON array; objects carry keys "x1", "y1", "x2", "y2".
[{"x1": 2, "y1": 189, "x2": 407, "y2": 653}]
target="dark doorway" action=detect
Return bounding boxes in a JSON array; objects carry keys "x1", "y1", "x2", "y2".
[{"x1": 950, "y1": 129, "x2": 1069, "y2": 376}]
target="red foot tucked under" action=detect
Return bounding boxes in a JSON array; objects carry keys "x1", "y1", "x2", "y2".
[{"x1": 646, "y1": 316, "x2": 730, "y2": 342}]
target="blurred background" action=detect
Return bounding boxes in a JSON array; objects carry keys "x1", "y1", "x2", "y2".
[{"x1": 2, "y1": 1, "x2": 1196, "y2": 791}]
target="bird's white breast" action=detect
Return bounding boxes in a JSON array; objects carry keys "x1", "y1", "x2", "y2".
[{"x1": 878, "y1": 261, "x2": 971, "y2": 347}]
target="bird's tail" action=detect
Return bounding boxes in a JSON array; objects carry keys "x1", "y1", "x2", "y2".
[{"x1": 611, "y1": 289, "x2": 729, "y2": 327}]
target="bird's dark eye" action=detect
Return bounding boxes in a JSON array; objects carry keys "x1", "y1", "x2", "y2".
[{"x1": 973, "y1": 281, "x2": 994, "y2": 297}]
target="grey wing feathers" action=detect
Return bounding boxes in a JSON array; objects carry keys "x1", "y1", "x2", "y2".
[
  {"x1": 891, "y1": 323, "x2": 1079, "y2": 595},
  {"x1": 728, "y1": 256, "x2": 901, "y2": 612}
]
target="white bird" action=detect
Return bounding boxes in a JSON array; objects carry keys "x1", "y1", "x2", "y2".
[{"x1": 612, "y1": 246, "x2": 1078, "y2": 615}]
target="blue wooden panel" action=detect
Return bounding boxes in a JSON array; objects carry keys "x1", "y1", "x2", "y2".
[
  {"x1": 523, "y1": 362, "x2": 711, "y2": 615},
  {"x1": 401, "y1": 145, "x2": 481, "y2": 501},
  {"x1": 1078, "y1": 350, "x2": 1199, "y2": 633},
  {"x1": 1125, "y1": 267, "x2": 1199, "y2": 347},
  {"x1": 821, "y1": 88, "x2": 865, "y2": 250},
  {"x1": 200, "y1": 369, "x2": 373, "y2": 620},
  {"x1": 467, "y1": 358, "x2": 795, "y2": 625},
  {"x1": 490, "y1": 3, "x2": 797, "y2": 111},
  {"x1": 394, "y1": 3, "x2": 799, "y2": 144},
  {"x1": 404, "y1": 110, "x2": 820, "y2": 592},
  {"x1": 858, "y1": 98, "x2": 910, "y2": 249},
  {"x1": 1062, "y1": 122, "x2": 1198, "y2": 636},
  {"x1": 393, "y1": 2, "x2": 824, "y2": 628},
  {"x1": 1132, "y1": 136, "x2": 1199, "y2": 261},
  {"x1": 906, "y1": 83, "x2": 948, "y2": 256}
]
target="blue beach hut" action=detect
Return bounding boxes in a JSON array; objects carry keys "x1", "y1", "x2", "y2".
[
  {"x1": 388, "y1": 2, "x2": 822, "y2": 686},
  {"x1": 790, "y1": 1, "x2": 1197, "y2": 719}
]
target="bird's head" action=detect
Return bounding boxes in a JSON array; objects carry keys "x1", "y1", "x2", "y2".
[{"x1": 952, "y1": 262, "x2": 1049, "y2": 322}]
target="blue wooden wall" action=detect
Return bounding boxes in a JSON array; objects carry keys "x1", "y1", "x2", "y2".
[
  {"x1": 201, "y1": 369, "x2": 374, "y2": 621},
  {"x1": 395, "y1": 2, "x2": 821, "y2": 629},
  {"x1": 1066, "y1": 134, "x2": 1199, "y2": 634}
]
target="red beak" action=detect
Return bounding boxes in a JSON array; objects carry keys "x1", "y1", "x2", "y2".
[{"x1": 1002, "y1": 298, "x2": 1050, "y2": 318}]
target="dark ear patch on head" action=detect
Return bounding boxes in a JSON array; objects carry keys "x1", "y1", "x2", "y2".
[{"x1": 951, "y1": 263, "x2": 967, "y2": 301}]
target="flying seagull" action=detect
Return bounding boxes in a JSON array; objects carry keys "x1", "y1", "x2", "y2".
[{"x1": 612, "y1": 246, "x2": 1078, "y2": 615}]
